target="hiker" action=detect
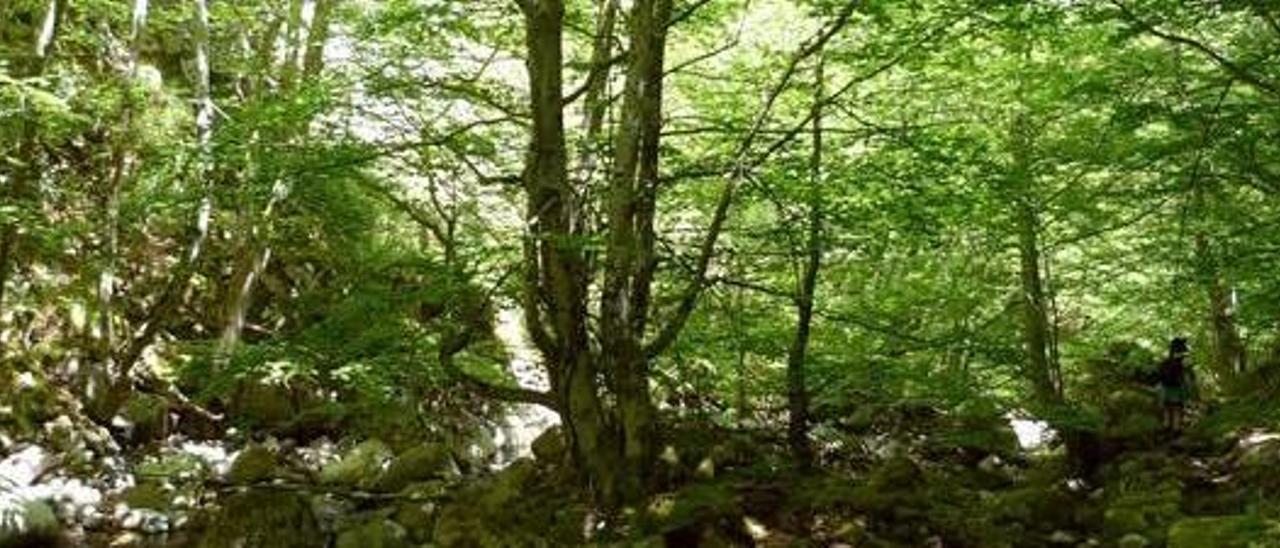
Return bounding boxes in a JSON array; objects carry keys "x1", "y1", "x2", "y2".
[{"x1": 1156, "y1": 337, "x2": 1196, "y2": 433}]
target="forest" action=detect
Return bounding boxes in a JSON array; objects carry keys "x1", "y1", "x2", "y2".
[{"x1": 2, "y1": 0, "x2": 1280, "y2": 546}]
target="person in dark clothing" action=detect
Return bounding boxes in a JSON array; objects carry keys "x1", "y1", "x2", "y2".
[{"x1": 1156, "y1": 337, "x2": 1195, "y2": 433}]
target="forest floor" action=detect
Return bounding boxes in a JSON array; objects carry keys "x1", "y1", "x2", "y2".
[{"x1": 4, "y1": 360, "x2": 1280, "y2": 547}]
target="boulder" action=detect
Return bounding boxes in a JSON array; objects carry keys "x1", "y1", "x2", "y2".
[
  {"x1": 336, "y1": 519, "x2": 411, "y2": 548},
  {"x1": 1117, "y1": 533, "x2": 1149, "y2": 548},
  {"x1": 393, "y1": 490, "x2": 438, "y2": 544},
  {"x1": 433, "y1": 459, "x2": 543, "y2": 547},
  {"x1": 375, "y1": 442, "x2": 454, "y2": 493},
  {"x1": 120, "y1": 482, "x2": 171, "y2": 512},
  {"x1": 121, "y1": 392, "x2": 170, "y2": 443},
  {"x1": 230, "y1": 381, "x2": 296, "y2": 429},
  {"x1": 531, "y1": 426, "x2": 565, "y2": 464},
  {"x1": 227, "y1": 444, "x2": 279, "y2": 485},
  {"x1": 321, "y1": 439, "x2": 393, "y2": 490},
  {"x1": 198, "y1": 490, "x2": 322, "y2": 548},
  {"x1": 0, "y1": 497, "x2": 61, "y2": 548}
]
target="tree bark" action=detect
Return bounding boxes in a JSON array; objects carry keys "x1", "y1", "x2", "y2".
[
  {"x1": 218, "y1": 0, "x2": 332, "y2": 358},
  {"x1": 1197, "y1": 234, "x2": 1246, "y2": 379},
  {"x1": 99, "y1": 0, "x2": 149, "y2": 369},
  {"x1": 519, "y1": 0, "x2": 615, "y2": 502},
  {"x1": 1010, "y1": 113, "x2": 1060, "y2": 404},
  {"x1": 786, "y1": 51, "x2": 824, "y2": 469}
]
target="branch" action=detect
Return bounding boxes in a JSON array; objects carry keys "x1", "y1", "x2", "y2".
[
  {"x1": 453, "y1": 369, "x2": 559, "y2": 410},
  {"x1": 667, "y1": 0, "x2": 714, "y2": 29},
  {"x1": 643, "y1": 2, "x2": 964, "y2": 359},
  {"x1": 1111, "y1": 0, "x2": 1280, "y2": 99}
]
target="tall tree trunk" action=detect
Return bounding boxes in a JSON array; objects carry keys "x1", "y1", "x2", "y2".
[
  {"x1": 100, "y1": 0, "x2": 149, "y2": 369},
  {"x1": 520, "y1": 0, "x2": 615, "y2": 503},
  {"x1": 787, "y1": 51, "x2": 824, "y2": 469},
  {"x1": 1197, "y1": 234, "x2": 1246, "y2": 379},
  {"x1": 218, "y1": 0, "x2": 332, "y2": 357},
  {"x1": 601, "y1": 0, "x2": 670, "y2": 500},
  {"x1": 115, "y1": 0, "x2": 217, "y2": 377},
  {"x1": 1010, "y1": 113, "x2": 1060, "y2": 404}
]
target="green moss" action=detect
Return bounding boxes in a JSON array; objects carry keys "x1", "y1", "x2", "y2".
[
  {"x1": 122, "y1": 482, "x2": 172, "y2": 511},
  {"x1": 228, "y1": 445, "x2": 279, "y2": 484},
  {"x1": 1167, "y1": 515, "x2": 1280, "y2": 548},
  {"x1": 0, "y1": 499, "x2": 60, "y2": 548},
  {"x1": 375, "y1": 442, "x2": 453, "y2": 492},
  {"x1": 321, "y1": 439, "x2": 393, "y2": 489},
  {"x1": 531, "y1": 426, "x2": 565, "y2": 464},
  {"x1": 123, "y1": 392, "x2": 169, "y2": 441},
  {"x1": 198, "y1": 490, "x2": 323, "y2": 548},
  {"x1": 336, "y1": 519, "x2": 411, "y2": 548}
]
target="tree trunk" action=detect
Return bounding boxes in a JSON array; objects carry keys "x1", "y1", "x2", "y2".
[
  {"x1": 99, "y1": 0, "x2": 149, "y2": 369},
  {"x1": 520, "y1": 0, "x2": 615, "y2": 502},
  {"x1": 1010, "y1": 113, "x2": 1060, "y2": 404},
  {"x1": 1197, "y1": 234, "x2": 1246, "y2": 379},
  {"x1": 786, "y1": 51, "x2": 824, "y2": 469},
  {"x1": 601, "y1": 0, "x2": 670, "y2": 500},
  {"x1": 218, "y1": 0, "x2": 331, "y2": 357}
]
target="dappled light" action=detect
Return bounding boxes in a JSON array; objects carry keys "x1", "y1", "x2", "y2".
[{"x1": 2, "y1": 0, "x2": 1280, "y2": 546}]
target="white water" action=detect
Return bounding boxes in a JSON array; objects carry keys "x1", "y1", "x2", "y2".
[{"x1": 490, "y1": 307, "x2": 559, "y2": 467}]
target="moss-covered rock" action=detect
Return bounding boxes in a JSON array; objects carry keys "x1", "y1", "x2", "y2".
[
  {"x1": 1100, "y1": 453, "x2": 1183, "y2": 544},
  {"x1": 645, "y1": 482, "x2": 740, "y2": 534},
  {"x1": 393, "y1": 486, "x2": 439, "y2": 544},
  {"x1": 336, "y1": 519, "x2": 411, "y2": 548},
  {"x1": 137, "y1": 451, "x2": 210, "y2": 482},
  {"x1": 198, "y1": 490, "x2": 322, "y2": 548},
  {"x1": 121, "y1": 482, "x2": 172, "y2": 511},
  {"x1": 227, "y1": 444, "x2": 279, "y2": 484},
  {"x1": 374, "y1": 442, "x2": 453, "y2": 493},
  {"x1": 1117, "y1": 532, "x2": 1149, "y2": 548},
  {"x1": 433, "y1": 459, "x2": 566, "y2": 547},
  {"x1": 321, "y1": 439, "x2": 393, "y2": 490},
  {"x1": 1101, "y1": 388, "x2": 1161, "y2": 441},
  {"x1": 531, "y1": 426, "x2": 565, "y2": 464},
  {"x1": 0, "y1": 498, "x2": 61, "y2": 548},
  {"x1": 122, "y1": 392, "x2": 170, "y2": 443},
  {"x1": 1167, "y1": 515, "x2": 1280, "y2": 548}
]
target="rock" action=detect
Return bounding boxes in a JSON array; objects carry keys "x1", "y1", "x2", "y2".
[
  {"x1": 1103, "y1": 507, "x2": 1147, "y2": 538},
  {"x1": 433, "y1": 459, "x2": 543, "y2": 547},
  {"x1": 136, "y1": 452, "x2": 209, "y2": 483},
  {"x1": 1167, "y1": 515, "x2": 1280, "y2": 548},
  {"x1": 336, "y1": 519, "x2": 410, "y2": 548},
  {"x1": 230, "y1": 381, "x2": 297, "y2": 429},
  {"x1": 0, "y1": 498, "x2": 61, "y2": 546},
  {"x1": 0, "y1": 447, "x2": 49, "y2": 487},
  {"x1": 531, "y1": 426, "x2": 565, "y2": 464},
  {"x1": 375, "y1": 443, "x2": 453, "y2": 493},
  {"x1": 1048, "y1": 530, "x2": 1077, "y2": 544},
  {"x1": 321, "y1": 440, "x2": 393, "y2": 490},
  {"x1": 120, "y1": 482, "x2": 170, "y2": 511},
  {"x1": 121, "y1": 392, "x2": 170, "y2": 443},
  {"x1": 1101, "y1": 389, "x2": 1161, "y2": 440},
  {"x1": 227, "y1": 445, "x2": 279, "y2": 485},
  {"x1": 1117, "y1": 533, "x2": 1148, "y2": 548},
  {"x1": 198, "y1": 490, "x2": 322, "y2": 548},
  {"x1": 394, "y1": 500, "x2": 437, "y2": 543}
]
